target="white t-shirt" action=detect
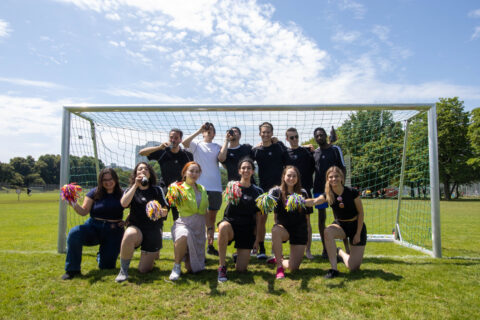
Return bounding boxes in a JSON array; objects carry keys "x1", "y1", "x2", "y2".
[{"x1": 187, "y1": 140, "x2": 222, "y2": 192}]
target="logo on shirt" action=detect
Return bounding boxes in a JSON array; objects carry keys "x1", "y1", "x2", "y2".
[
  {"x1": 230, "y1": 153, "x2": 234, "y2": 157},
  {"x1": 268, "y1": 152, "x2": 272, "y2": 156},
  {"x1": 174, "y1": 160, "x2": 178, "y2": 164},
  {"x1": 321, "y1": 155, "x2": 325, "y2": 159},
  {"x1": 292, "y1": 155, "x2": 298, "y2": 160},
  {"x1": 141, "y1": 197, "x2": 146, "y2": 202}
]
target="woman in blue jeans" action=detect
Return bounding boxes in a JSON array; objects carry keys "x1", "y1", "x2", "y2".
[{"x1": 62, "y1": 168, "x2": 124, "y2": 280}]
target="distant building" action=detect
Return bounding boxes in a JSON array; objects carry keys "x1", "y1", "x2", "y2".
[{"x1": 135, "y1": 141, "x2": 160, "y2": 165}]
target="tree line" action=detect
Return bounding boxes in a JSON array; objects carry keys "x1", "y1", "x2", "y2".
[{"x1": 1, "y1": 98, "x2": 479, "y2": 200}]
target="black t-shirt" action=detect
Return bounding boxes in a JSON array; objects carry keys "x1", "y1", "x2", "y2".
[
  {"x1": 271, "y1": 187, "x2": 312, "y2": 227},
  {"x1": 285, "y1": 147, "x2": 314, "y2": 194},
  {"x1": 221, "y1": 144, "x2": 253, "y2": 181},
  {"x1": 125, "y1": 186, "x2": 169, "y2": 228},
  {"x1": 251, "y1": 142, "x2": 287, "y2": 191},
  {"x1": 323, "y1": 186, "x2": 359, "y2": 220},
  {"x1": 147, "y1": 147, "x2": 193, "y2": 186},
  {"x1": 223, "y1": 184, "x2": 263, "y2": 226},
  {"x1": 86, "y1": 187, "x2": 124, "y2": 220},
  {"x1": 313, "y1": 145, "x2": 345, "y2": 193}
]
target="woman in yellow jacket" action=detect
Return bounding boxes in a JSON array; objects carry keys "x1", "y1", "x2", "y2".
[{"x1": 169, "y1": 161, "x2": 209, "y2": 281}]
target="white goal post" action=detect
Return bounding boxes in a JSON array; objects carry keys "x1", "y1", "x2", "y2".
[{"x1": 58, "y1": 104, "x2": 441, "y2": 258}]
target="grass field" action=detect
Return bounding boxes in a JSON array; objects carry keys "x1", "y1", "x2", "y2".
[{"x1": 0, "y1": 192, "x2": 479, "y2": 319}]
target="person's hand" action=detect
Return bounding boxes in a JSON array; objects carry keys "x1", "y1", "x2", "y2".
[
  {"x1": 302, "y1": 144, "x2": 314, "y2": 152},
  {"x1": 305, "y1": 198, "x2": 315, "y2": 207},
  {"x1": 161, "y1": 141, "x2": 171, "y2": 149},
  {"x1": 271, "y1": 137, "x2": 278, "y2": 144},
  {"x1": 160, "y1": 208, "x2": 168, "y2": 218},
  {"x1": 135, "y1": 174, "x2": 145, "y2": 188},
  {"x1": 353, "y1": 233, "x2": 360, "y2": 245}
]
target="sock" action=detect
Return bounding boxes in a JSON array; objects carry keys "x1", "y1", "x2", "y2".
[
  {"x1": 259, "y1": 242, "x2": 265, "y2": 253},
  {"x1": 120, "y1": 258, "x2": 131, "y2": 274}
]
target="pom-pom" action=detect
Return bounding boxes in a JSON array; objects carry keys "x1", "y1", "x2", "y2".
[
  {"x1": 166, "y1": 182, "x2": 187, "y2": 207},
  {"x1": 61, "y1": 183, "x2": 82, "y2": 205},
  {"x1": 223, "y1": 181, "x2": 242, "y2": 205},
  {"x1": 146, "y1": 200, "x2": 162, "y2": 221},
  {"x1": 255, "y1": 193, "x2": 277, "y2": 215},
  {"x1": 285, "y1": 193, "x2": 306, "y2": 212}
]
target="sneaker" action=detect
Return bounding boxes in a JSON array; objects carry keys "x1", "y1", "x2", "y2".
[
  {"x1": 61, "y1": 271, "x2": 80, "y2": 280},
  {"x1": 336, "y1": 247, "x2": 344, "y2": 264},
  {"x1": 232, "y1": 253, "x2": 238, "y2": 263},
  {"x1": 257, "y1": 249, "x2": 267, "y2": 260},
  {"x1": 267, "y1": 256, "x2": 277, "y2": 264},
  {"x1": 305, "y1": 250, "x2": 314, "y2": 260},
  {"x1": 276, "y1": 267, "x2": 285, "y2": 279},
  {"x1": 207, "y1": 245, "x2": 219, "y2": 256},
  {"x1": 217, "y1": 266, "x2": 228, "y2": 283},
  {"x1": 324, "y1": 269, "x2": 339, "y2": 279},
  {"x1": 321, "y1": 250, "x2": 329, "y2": 259},
  {"x1": 250, "y1": 248, "x2": 257, "y2": 257},
  {"x1": 115, "y1": 269, "x2": 128, "y2": 283},
  {"x1": 169, "y1": 263, "x2": 181, "y2": 281}
]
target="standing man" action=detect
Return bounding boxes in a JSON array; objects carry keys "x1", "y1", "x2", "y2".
[
  {"x1": 251, "y1": 122, "x2": 287, "y2": 259},
  {"x1": 312, "y1": 127, "x2": 347, "y2": 258},
  {"x1": 218, "y1": 127, "x2": 253, "y2": 182},
  {"x1": 182, "y1": 122, "x2": 223, "y2": 256},
  {"x1": 284, "y1": 127, "x2": 315, "y2": 259},
  {"x1": 138, "y1": 128, "x2": 193, "y2": 221}
]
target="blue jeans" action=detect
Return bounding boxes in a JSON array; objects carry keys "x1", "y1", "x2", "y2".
[{"x1": 65, "y1": 218, "x2": 124, "y2": 272}]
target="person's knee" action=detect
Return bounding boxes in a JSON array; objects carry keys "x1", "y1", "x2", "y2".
[
  {"x1": 67, "y1": 227, "x2": 82, "y2": 244},
  {"x1": 138, "y1": 265, "x2": 153, "y2": 273},
  {"x1": 324, "y1": 228, "x2": 334, "y2": 241}
]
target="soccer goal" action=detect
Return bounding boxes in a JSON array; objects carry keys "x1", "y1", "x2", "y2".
[{"x1": 58, "y1": 104, "x2": 441, "y2": 258}]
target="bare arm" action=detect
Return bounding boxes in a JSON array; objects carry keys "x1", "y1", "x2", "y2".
[
  {"x1": 182, "y1": 125, "x2": 204, "y2": 148},
  {"x1": 305, "y1": 194, "x2": 327, "y2": 207},
  {"x1": 138, "y1": 142, "x2": 169, "y2": 156},
  {"x1": 120, "y1": 174, "x2": 144, "y2": 208},
  {"x1": 71, "y1": 196, "x2": 94, "y2": 216},
  {"x1": 352, "y1": 196, "x2": 364, "y2": 245},
  {"x1": 218, "y1": 132, "x2": 230, "y2": 163}
]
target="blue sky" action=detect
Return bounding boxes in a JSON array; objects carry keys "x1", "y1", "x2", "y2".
[{"x1": 0, "y1": 0, "x2": 479, "y2": 162}]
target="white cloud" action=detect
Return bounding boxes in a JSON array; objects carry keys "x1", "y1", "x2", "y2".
[
  {"x1": 106, "y1": 12, "x2": 121, "y2": 20},
  {"x1": 337, "y1": 0, "x2": 366, "y2": 20},
  {"x1": 0, "y1": 77, "x2": 64, "y2": 89},
  {"x1": 372, "y1": 25, "x2": 390, "y2": 42},
  {"x1": 0, "y1": 19, "x2": 12, "y2": 38},
  {"x1": 472, "y1": 26, "x2": 480, "y2": 40},
  {"x1": 331, "y1": 30, "x2": 361, "y2": 43},
  {"x1": 104, "y1": 87, "x2": 191, "y2": 103},
  {"x1": 468, "y1": 9, "x2": 480, "y2": 18}
]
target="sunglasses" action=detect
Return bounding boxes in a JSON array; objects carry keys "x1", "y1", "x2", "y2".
[{"x1": 288, "y1": 135, "x2": 299, "y2": 140}]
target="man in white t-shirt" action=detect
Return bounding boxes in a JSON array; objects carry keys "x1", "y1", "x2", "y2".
[{"x1": 182, "y1": 122, "x2": 223, "y2": 256}]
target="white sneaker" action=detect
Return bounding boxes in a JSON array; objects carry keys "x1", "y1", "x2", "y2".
[
  {"x1": 115, "y1": 269, "x2": 128, "y2": 283},
  {"x1": 169, "y1": 263, "x2": 181, "y2": 281}
]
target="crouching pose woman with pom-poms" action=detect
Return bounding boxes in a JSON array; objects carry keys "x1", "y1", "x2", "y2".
[
  {"x1": 269, "y1": 166, "x2": 312, "y2": 279},
  {"x1": 62, "y1": 168, "x2": 124, "y2": 280},
  {"x1": 115, "y1": 162, "x2": 168, "y2": 283},
  {"x1": 168, "y1": 161, "x2": 209, "y2": 281},
  {"x1": 216, "y1": 157, "x2": 263, "y2": 283},
  {"x1": 305, "y1": 166, "x2": 367, "y2": 279}
]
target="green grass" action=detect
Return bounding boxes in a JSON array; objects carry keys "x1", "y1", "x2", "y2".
[{"x1": 0, "y1": 192, "x2": 479, "y2": 319}]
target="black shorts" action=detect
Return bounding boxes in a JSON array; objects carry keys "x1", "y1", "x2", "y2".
[
  {"x1": 333, "y1": 220, "x2": 367, "y2": 246},
  {"x1": 219, "y1": 220, "x2": 256, "y2": 250},
  {"x1": 132, "y1": 224, "x2": 163, "y2": 252},
  {"x1": 277, "y1": 222, "x2": 308, "y2": 245},
  {"x1": 170, "y1": 207, "x2": 179, "y2": 221}
]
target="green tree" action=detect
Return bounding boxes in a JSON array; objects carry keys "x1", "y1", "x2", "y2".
[
  {"x1": 467, "y1": 108, "x2": 480, "y2": 170},
  {"x1": 10, "y1": 156, "x2": 36, "y2": 177},
  {"x1": 35, "y1": 154, "x2": 61, "y2": 185},
  {"x1": 0, "y1": 162, "x2": 15, "y2": 183},
  {"x1": 405, "y1": 113, "x2": 429, "y2": 198},
  {"x1": 436, "y1": 97, "x2": 473, "y2": 200},
  {"x1": 336, "y1": 110, "x2": 404, "y2": 191}
]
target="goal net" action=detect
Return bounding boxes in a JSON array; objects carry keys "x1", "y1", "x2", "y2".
[{"x1": 58, "y1": 104, "x2": 441, "y2": 257}]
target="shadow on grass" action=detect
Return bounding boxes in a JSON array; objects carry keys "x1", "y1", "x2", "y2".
[{"x1": 364, "y1": 257, "x2": 480, "y2": 266}]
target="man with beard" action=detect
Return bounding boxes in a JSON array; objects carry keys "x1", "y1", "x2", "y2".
[
  {"x1": 218, "y1": 127, "x2": 254, "y2": 182},
  {"x1": 312, "y1": 127, "x2": 348, "y2": 258},
  {"x1": 139, "y1": 128, "x2": 193, "y2": 221}
]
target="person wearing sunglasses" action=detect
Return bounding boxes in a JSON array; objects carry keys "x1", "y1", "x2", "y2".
[
  {"x1": 284, "y1": 128, "x2": 315, "y2": 259},
  {"x1": 306, "y1": 166, "x2": 367, "y2": 279}
]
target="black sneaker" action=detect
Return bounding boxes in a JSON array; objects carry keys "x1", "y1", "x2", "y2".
[
  {"x1": 61, "y1": 271, "x2": 80, "y2": 280},
  {"x1": 336, "y1": 247, "x2": 344, "y2": 264},
  {"x1": 324, "y1": 269, "x2": 339, "y2": 279},
  {"x1": 207, "y1": 245, "x2": 219, "y2": 256},
  {"x1": 321, "y1": 250, "x2": 329, "y2": 259},
  {"x1": 257, "y1": 250, "x2": 267, "y2": 260},
  {"x1": 218, "y1": 265, "x2": 227, "y2": 283}
]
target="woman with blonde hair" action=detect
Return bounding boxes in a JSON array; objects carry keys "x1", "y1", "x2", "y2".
[{"x1": 306, "y1": 166, "x2": 367, "y2": 279}]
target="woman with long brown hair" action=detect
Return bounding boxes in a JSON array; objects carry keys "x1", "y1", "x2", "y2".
[
  {"x1": 270, "y1": 165, "x2": 312, "y2": 279},
  {"x1": 62, "y1": 168, "x2": 124, "y2": 280},
  {"x1": 306, "y1": 166, "x2": 367, "y2": 279}
]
